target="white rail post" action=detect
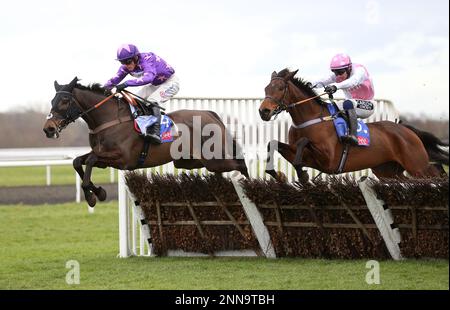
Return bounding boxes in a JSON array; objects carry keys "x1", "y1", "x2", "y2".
[
  {"x1": 46, "y1": 165, "x2": 51, "y2": 186},
  {"x1": 118, "y1": 170, "x2": 131, "y2": 258},
  {"x1": 75, "y1": 171, "x2": 81, "y2": 203},
  {"x1": 231, "y1": 176, "x2": 276, "y2": 258},
  {"x1": 358, "y1": 176, "x2": 403, "y2": 260},
  {"x1": 110, "y1": 167, "x2": 115, "y2": 183}
]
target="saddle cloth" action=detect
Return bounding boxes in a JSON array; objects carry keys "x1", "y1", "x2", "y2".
[
  {"x1": 129, "y1": 104, "x2": 175, "y2": 143},
  {"x1": 327, "y1": 103, "x2": 370, "y2": 146}
]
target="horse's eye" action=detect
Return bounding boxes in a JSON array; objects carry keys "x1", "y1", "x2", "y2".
[{"x1": 46, "y1": 113, "x2": 53, "y2": 120}]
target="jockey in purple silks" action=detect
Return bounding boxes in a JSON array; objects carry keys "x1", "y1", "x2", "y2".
[
  {"x1": 309, "y1": 53, "x2": 375, "y2": 146},
  {"x1": 104, "y1": 44, "x2": 180, "y2": 144}
]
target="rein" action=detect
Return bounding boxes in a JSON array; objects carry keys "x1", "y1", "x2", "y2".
[
  {"x1": 79, "y1": 93, "x2": 116, "y2": 118},
  {"x1": 53, "y1": 90, "x2": 130, "y2": 134},
  {"x1": 287, "y1": 92, "x2": 328, "y2": 108},
  {"x1": 265, "y1": 77, "x2": 333, "y2": 128}
]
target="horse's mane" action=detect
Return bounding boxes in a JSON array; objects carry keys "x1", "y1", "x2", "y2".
[
  {"x1": 75, "y1": 83, "x2": 110, "y2": 95},
  {"x1": 277, "y1": 68, "x2": 324, "y2": 104}
]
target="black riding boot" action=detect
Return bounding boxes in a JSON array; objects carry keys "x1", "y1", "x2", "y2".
[
  {"x1": 145, "y1": 105, "x2": 162, "y2": 144},
  {"x1": 341, "y1": 108, "x2": 359, "y2": 146}
]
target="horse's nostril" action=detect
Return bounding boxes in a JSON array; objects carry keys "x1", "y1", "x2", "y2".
[
  {"x1": 259, "y1": 108, "x2": 271, "y2": 119},
  {"x1": 43, "y1": 127, "x2": 56, "y2": 136}
]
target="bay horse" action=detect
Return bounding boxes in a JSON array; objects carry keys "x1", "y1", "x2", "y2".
[
  {"x1": 259, "y1": 69, "x2": 448, "y2": 182},
  {"x1": 43, "y1": 77, "x2": 248, "y2": 207}
]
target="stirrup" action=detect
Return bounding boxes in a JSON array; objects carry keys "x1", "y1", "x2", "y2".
[
  {"x1": 341, "y1": 135, "x2": 358, "y2": 146},
  {"x1": 144, "y1": 134, "x2": 161, "y2": 144}
]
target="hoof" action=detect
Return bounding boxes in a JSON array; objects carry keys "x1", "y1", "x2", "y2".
[
  {"x1": 298, "y1": 170, "x2": 309, "y2": 184},
  {"x1": 85, "y1": 192, "x2": 97, "y2": 208},
  {"x1": 95, "y1": 187, "x2": 107, "y2": 201},
  {"x1": 265, "y1": 169, "x2": 277, "y2": 179},
  {"x1": 276, "y1": 172, "x2": 288, "y2": 183}
]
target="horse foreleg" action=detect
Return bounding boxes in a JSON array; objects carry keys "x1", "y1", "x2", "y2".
[
  {"x1": 73, "y1": 153, "x2": 107, "y2": 203},
  {"x1": 293, "y1": 138, "x2": 310, "y2": 183},
  {"x1": 81, "y1": 153, "x2": 99, "y2": 207}
]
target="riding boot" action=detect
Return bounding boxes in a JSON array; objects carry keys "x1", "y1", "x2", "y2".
[
  {"x1": 145, "y1": 105, "x2": 162, "y2": 144},
  {"x1": 341, "y1": 108, "x2": 359, "y2": 146}
]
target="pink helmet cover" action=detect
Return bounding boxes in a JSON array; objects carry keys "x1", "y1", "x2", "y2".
[{"x1": 330, "y1": 53, "x2": 352, "y2": 70}]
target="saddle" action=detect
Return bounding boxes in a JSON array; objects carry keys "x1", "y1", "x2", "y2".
[
  {"x1": 121, "y1": 91, "x2": 164, "y2": 117},
  {"x1": 119, "y1": 91, "x2": 174, "y2": 168},
  {"x1": 327, "y1": 102, "x2": 370, "y2": 147}
]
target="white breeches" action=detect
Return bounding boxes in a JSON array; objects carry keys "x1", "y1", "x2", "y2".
[
  {"x1": 336, "y1": 99, "x2": 375, "y2": 119},
  {"x1": 136, "y1": 74, "x2": 180, "y2": 103}
]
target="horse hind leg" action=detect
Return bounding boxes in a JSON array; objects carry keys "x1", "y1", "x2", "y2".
[
  {"x1": 424, "y1": 163, "x2": 447, "y2": 177},
  {"x1": 232, "y1": 137, "x2": 249, "y2": 178},
  {"x1": 265, "y1": 140, "x2": 299, "y2": 183},
  {"x1": 371, "y1": 161, "x2": 406, "y2": 179},
  {"x1": 201, "y1": 136, "x2": 250, "y2": 179},
  {"x1": 200, "y1": 158, "x2": 249, "y2": 179}
]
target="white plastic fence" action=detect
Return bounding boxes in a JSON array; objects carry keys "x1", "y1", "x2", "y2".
[
  {"x1": 117, "y1": 97, "x2": 400, "y2": 257},
  {"x1": 146, "y1": 97, "x2": 399, "y2": 181},
  {"x1": 0, "y1": 147, "x2": 115, "y2": 205}
]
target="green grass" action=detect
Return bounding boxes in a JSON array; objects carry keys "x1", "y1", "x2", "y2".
[
  {"x1": 0, "y1": 165, "x2": 113, "y2": 187},
  {"x1": 0, "y1": 202, "x2": 448, "y2": 290}
]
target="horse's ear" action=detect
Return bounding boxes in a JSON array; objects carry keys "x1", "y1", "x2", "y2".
[
  {"x1": 54, "y1": 80, "x2": 61, "y2": 91},
  {"x1": 68, "y1": 76, "x2": 79, "y2": 90},
  {"x1": 271, "y1": 71, "x2": 277, "y2": 79},
  {"x1": 285, "y1": 69, "x2": 299, "y2": 81}
]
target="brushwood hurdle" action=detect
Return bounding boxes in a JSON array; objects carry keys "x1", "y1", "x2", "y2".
[
  {"x1": 119, "y1": 172, "x2": 448, "y2": 259},
  {"x1": 116, "y1": 97, "x2": 415, "y2": 259}
]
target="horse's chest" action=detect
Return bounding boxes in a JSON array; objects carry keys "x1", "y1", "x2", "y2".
[{"x1": 89, "y1": 135, "x2": 115, "y2": 153}]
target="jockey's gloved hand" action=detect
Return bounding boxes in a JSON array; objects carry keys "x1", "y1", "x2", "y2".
[
  {"x1": 103, "y1": 87, "x2": 112, "y2": 96},
  {"x1": 305, "y1": 82, "x2": 313, "y2": 89},
  {"x1": 324, "y1": 85, "x2": 337, "y2": 94},
  {"x1": 115, "y1": 83, "x2": 128, "y2": 92}
]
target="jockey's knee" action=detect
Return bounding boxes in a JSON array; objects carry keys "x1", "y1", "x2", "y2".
[
  {"x1": 342, "y1": 99, "x2": 355, "y2": 110},
  {"x1": 355, "y1": 99, "x2": 375, "y2": 119}
]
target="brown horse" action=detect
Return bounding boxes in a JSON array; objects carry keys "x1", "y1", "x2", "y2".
[
  {"x1": 259, "y1": 69, "x2": 448, "y2": 182},
  {"x1": 43, "y1": 77, "x2": 248, "y2": 207}
]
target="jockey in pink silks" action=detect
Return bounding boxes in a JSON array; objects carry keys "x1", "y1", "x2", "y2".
[{"x1": 309, "y1": 53, "x2": 375, "y2": 146}]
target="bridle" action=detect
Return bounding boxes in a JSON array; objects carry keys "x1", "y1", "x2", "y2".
[
  {"x1": 264, "y1": 76, "x2": 336, "y2": 129},
  {"x1": 48, "y1": 90, "x2": 116, "y2": 133},
  {"x1": 264, "y1": 77, "x2": 328, "y2": 116},
  {"x1": 264, "y1": 77, "x2": 290, "y2": 117}
]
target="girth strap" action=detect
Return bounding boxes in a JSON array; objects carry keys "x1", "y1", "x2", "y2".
[
  {"x1": 291, "y1": 115, "x2": 334, "y2": 129},
  {"x1": 89, "y1": 116, "x2": 132, "y2": 135},
  {"x1": 137, "y1": 139, "x2": 151, "y2": 168},
  {"x1": 336, "y1": 144, "x2": 350, "y2": 174}
]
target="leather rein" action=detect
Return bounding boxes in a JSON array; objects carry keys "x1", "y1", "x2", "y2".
[
  {"x1": 50, "y1": 90, "x2": 132, "y2": 135},
  {"x1": 264, "y1": 77, "x2": 334, "y2": 128}
]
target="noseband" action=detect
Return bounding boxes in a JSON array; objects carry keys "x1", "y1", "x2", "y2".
[
  {"x1": 50, "y1": 90, "x2": 83, "y2": 132},
  {"x1": 264, "y1": 77, "x2": 328, "y2": 118},
  {"x1": 264, "y1": 77, "x2": 290, "y2": 116}
]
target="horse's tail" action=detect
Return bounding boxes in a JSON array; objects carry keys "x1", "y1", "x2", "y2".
[{"x1": 401, "y1": 123, "x2": 449, "y2": 166}]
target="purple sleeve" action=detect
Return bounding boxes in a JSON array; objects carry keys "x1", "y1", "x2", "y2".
[
  {"x1": 126, "y1": 64, "x2": 157, "y2": 87},
  {"x1": 104, "y1": 66, "x2": 128, "y2": 89}
]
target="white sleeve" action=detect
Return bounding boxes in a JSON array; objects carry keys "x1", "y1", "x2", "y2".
[
  {"x1": 310, "y1": 73, "x2": 336, "y2": 88},
  {"x1": 332, "y1": 67, "x2": 366, "y2": 90}
]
